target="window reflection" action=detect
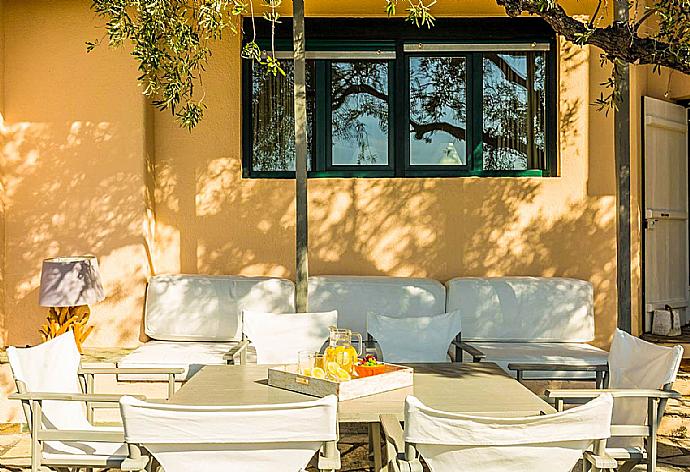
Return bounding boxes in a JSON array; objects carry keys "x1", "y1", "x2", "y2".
[
  {"x1": 251, "y1": 61, "x2": 315, "y2": 171},
  {"x1": 483, "y1": 52, "x2": 545, "y2": 170},
  {"x1": 409, "y1": 56, "x2": 467, "y2": 166},
  {"x1": 331, "y1": 61, "x2": 390, "y2": 166}
]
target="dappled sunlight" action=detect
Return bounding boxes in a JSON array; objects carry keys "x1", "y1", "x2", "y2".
[
  {"x1": 144, "y1": 29, "x2": 619, "y2": 347},
  {"x1": 1, "y1": 120, "x2": 149, "y2": 347}
]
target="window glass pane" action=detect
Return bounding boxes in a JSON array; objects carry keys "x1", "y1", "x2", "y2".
[
  {"x1": 409, "y1": 56, "x2": 467, "y2": 166},
  {"x1": 331, "y1": 61, "x2": 389, "y2": 166},
  {"x1": 482, "y1": 52, "x2": 545, "y2": 170},
  {"x1": 251, "y1": 61, "x2": 314, "y2": 171},
  {"x1": 533, "y1": 53, "x2": 546, "y2": 166}
]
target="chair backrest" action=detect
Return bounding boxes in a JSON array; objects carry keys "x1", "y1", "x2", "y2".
[
  {"x1": 403, "y1": 394, "x2": 613, "y2": 472},
  {"x1": 308, "y1": 276, "x2": 446, "y2": 337},
  {"x1": 145, "y1": 275, "x2": 295, "y2": 342},
  {"x1": 242, "y1": 310, "x2": 338, "y2": 364},
  {"x1": 120, "y1": 395, "x2": 338, "y2": 472},
  {"x1": 367, "y1": 311, "x2": 462, "y2": 363},
  {"x1": 445, "y1": 277, "x2": 595, "y2": 342},
  {"x1": 7, "y1": 332, "x2": 90, "y2": 430},
  {"x1": 607, "y1": 329, "x2": 684, "y2": 448}
]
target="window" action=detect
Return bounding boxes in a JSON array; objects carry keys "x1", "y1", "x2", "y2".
[
  {"x1": 408, "y1": 55, "x2": 468, "y2": 168},
  {"x1": 330, "y1": 61, "x2": 392, "y2": 167},
  {"x1": 242, "y1": 18, "x2": 557, "y2": 178},
  {"x1": 250, "y1": 60, "x2": 315, "y2": 172},
  {"x1": 482, "y1": 52, "x2": 546, "y2": 171}
]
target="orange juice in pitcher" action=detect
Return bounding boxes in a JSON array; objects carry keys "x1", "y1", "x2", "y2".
[{"x1": 324, "y1": 327, "x2": 363, "y2": 375}]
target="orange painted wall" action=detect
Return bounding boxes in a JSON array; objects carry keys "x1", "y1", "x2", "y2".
[
  {"x1": 0, "y1": 0, "x2": 684, "y2": 351},
  {"x1": 1, "y1": 0, "x2": 151, "y2": 347}
]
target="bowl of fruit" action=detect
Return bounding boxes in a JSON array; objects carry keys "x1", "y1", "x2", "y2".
[{"x1": 354, "y1": 355, "x2": 387, "y2": 378}]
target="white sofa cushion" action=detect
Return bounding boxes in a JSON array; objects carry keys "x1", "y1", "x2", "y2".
[
  {"x1": 465, "y1": 342, "x2": 608, "y2": 380},
  {"x1": 145, "y1": 275, "x2": 294, "y2": 342},
  {"x1": 446, "y1": 277, "x2": 595, "y2": 342},
  {"x1": 308, "y1": 276, "x2": 445, "y2": 336},
  {"x1": 117, "y1": 341, "x2": 257, "y2": 381}
]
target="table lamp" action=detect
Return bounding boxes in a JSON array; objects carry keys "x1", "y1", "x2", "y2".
[{"x1": 38, "y1": 256, "x2": 105, "y2": 352}]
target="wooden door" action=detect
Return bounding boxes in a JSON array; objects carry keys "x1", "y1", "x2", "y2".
[{"x1": 643, "y1": 96, "x2": 689, "y2": 331}]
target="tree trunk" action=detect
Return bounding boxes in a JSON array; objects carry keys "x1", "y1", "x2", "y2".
[
  {"x1": 615, "y1": 0, "x2": 632, "y2": 333},
  {"x1": 293, "y1": 0, "x2": 309, "y2": 313}
]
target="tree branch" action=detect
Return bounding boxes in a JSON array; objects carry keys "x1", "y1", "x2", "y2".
[{"x1": 495, "y1": 0, "x2": 690, "y2": 75}]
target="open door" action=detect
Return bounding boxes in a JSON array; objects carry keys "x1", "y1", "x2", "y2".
[{"x1": 643, "y1": 96, "x2": 689, "y2": 332}]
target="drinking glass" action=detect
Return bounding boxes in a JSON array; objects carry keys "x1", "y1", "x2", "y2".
[{"x1": 298, "y1": 350, "x2": 314, "y2": 376}]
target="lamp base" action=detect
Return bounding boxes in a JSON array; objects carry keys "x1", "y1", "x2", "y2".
[{"x1": 39, "y1": 305, "x2": 93, "y2": 353}]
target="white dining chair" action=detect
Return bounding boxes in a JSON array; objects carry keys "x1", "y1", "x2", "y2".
[
  {"x1": 380, "y1": 394, "x2": 615, "y2": 472},
  {"x1": 225, "y1": 310, "x2": 337, "y2": 364},
  {"x1": 366, "y1": 311, "x2": 462, "y2": 363},
  {"x1": 119, "y1": 394, "x2": 340, "y2": 472},
  {"x1": 546, "y1": 329, "x2": 684, "y2": 472},
  {"x1": 7, "y1": 331, "x2": 183, "y2": 472}
]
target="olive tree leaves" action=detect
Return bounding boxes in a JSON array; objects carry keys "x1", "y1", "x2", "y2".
[
  {"x1": 89, "y1": 0, "x2": 690, "y2": 130},
  {"x1": 88, "y1": 0, "x2": 284, "y2": 129}
]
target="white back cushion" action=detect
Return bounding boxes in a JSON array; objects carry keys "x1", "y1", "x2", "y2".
[
  {"x1": 7, "y1": 332, "x2": 90, "y2": 430},
  {"x1": 145, "y1": 275, "x2": 295, "y2": 342},
  {"x1": 367, "y1": 311, "x2": 462, "y2": 363},
  {"x1": 308, "y1": 276, "x2": 445, "y2": 336},
  {"x1": 607, "y1": 329, "x2": 684, "y2": 448},
  {"x1": 120, "y1": 395, "x2": 337, "y2": 472},
  {"x1": 446, "y1": 277, "x2": 594, "y2": 342},
  {"x1": 404, "y1": 394, "x2": 613, "y2": 472},
  {"x1": 243, "y1": 311, "x2": 337, "y2": 364}
]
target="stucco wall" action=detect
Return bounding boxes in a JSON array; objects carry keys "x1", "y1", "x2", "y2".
[
  {"x1": 2, "y1": 0, "x2": 686, "y2": 353},
  {"x1": 1, "y1": 0, "x2": 151, "y2": 348}
]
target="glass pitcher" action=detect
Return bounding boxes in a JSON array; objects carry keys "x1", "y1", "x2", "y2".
[{"x1": 324, "y1": 327, "x2": 363, "y2": 375}]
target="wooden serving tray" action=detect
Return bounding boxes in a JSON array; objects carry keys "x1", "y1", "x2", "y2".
[{"x1": 267, "y1": 363, "x2": 413, "y2": 401}]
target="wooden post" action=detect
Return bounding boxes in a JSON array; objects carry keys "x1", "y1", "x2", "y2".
[
  {"x1": 615, "y1": 0, "x2": 632, "y2": 333},
  {"x1": 293, "y1": 0, "x2": 309, "y2": 313}
]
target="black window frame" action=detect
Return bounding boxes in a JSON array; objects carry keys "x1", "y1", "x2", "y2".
[{"x1": 242, "y1": 18, "x2": 558, "y2": 179}]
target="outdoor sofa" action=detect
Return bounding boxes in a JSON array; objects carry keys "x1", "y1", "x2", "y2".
[
  {"x1": 449, "y1": 277, "x2": 608, "y2": 380},
  {"x1": 118, "y1": 274, "x2": 608, "y2": 381}
]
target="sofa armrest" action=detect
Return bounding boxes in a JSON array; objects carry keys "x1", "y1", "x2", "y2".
[
  {"x1": 37, "y1": 429, "x2": 125, "y2": 443},
  {"x1": 223, "y1": 340, "x2": 250, "y2": 364},
  {"x1": 450, "y1": 340, "x2": 485, "y2": 362},
  {"x1": 79, "y1": 366, "x2": 186, "y2": 375},
  {"x1": 546, "y1": 388, "x2": 681, "y2": 400},
  {"x1": 583, "y1": 450, "x2": 618, "y2": 470},
  {"x1": 79, "y1": 366, "x2": 182, "y2": 400},
  {"x1": 9, "y1": 392, "x2": 146, "y2": 403},
  {"x1": 508, "y1": 362, "x2": 608, "y2": 387}
]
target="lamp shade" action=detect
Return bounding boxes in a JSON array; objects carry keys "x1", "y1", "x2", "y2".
[{"x1": 38, "y1": 256, "x2": 105, "y2": 307}]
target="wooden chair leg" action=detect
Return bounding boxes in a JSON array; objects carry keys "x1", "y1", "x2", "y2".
[
  {"x1": 30, "y1": 401, "x2": 41, "y2": 472},
  {"x1": 371, "y1": 422, "x2": 383, "y2": 472},
  {"x1": 648, "y1": 397, "x2": 658, "y2": 472},
  {"x1": 582, "y1": 457, "x2": 591, "y2": 472}
]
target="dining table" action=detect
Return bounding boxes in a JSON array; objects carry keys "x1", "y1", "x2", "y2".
[{"x1": 169, "y1": 361, "x2": 556, "y2": 471}]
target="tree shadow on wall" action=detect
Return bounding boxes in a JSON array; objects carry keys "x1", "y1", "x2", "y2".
[{"x1": 1, "y1": 120, "x2": 149, "y2": 346}]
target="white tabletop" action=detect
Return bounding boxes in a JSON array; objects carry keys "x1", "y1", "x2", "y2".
[{"x1": 170, "y1": 362, "x2": 555, "y2": 422}]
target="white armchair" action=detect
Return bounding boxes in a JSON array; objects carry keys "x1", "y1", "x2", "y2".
[
  {"x1": 7, "y1": 332, "x2": 183, "y2": 472},
  {"x1": 543, "y1": 329, "x2": 684, "y2": 472},
  {"x1": 119, "y1": 394, "x2": 341, "y2": 472},
  {"x1": 225, "y1": 310, "x2": 337, "y2": 365},
  {"x1": 380, "y1": 394, "x2": 615, "y2": 472},
  {"x1": 366, "y1": 311, "x2": 462, "y2": 363}
]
